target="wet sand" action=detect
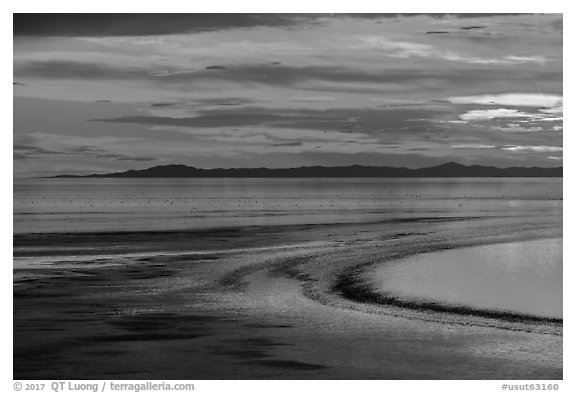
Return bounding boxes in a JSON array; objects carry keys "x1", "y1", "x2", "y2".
[{"x1": 14, "y1": 213, "x2": 562, "y2": 379}]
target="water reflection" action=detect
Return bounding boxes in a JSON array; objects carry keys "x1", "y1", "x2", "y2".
[{"x1": 372, "y1": 238, "x2": 563, "y2": 318}]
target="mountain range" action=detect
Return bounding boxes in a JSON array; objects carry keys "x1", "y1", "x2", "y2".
[{"x1": 52, "y1": 162, "x2": 563, "y2": 178}]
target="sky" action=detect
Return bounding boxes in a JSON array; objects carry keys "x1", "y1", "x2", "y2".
[{"x1": 13, "y1": 13, "x2": 563, "y2": 176}]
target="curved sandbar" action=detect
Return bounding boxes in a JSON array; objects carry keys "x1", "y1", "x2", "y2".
[
  {"x1": 14, "y1": 213, "x2": 563, "y2": 379},
  {"x1": 324, "y1": 232, "x2": 562, "y2": 335}
]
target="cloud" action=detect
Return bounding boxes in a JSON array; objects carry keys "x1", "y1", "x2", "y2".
[
  {"x1": 14, "y1": 57, "x2": 561, "y2": 104},
  {"x1": 90, "y1": 105, "x2": 451, "y2": 138},
  {"x1": 14, "y1": 61, "x2": 147, "y2": 80},
  {"x1": 290, "y1": 96, "x2": 335, "y2": 102},
  {"x1": 149, "y1": 69, "x2": 196, "y2": 77},
  {"x1": 13, "y1": 14, "x2": 324, "y2": 37},
  {"x1": 205, "y1": 65, "x2": 227, "y2": 70},
  {"x1": 92, "y1": 113, "x2": 301, "y2": 128},
  {"x1": 501, "y1": 145, "x2": 562, "y2": 153},
  {"x1": 114, "y1": 156, "x2": 156, "y2": 162},
  {"x1": 356, "y1": 36, "x2": 548, "y2": 65},
  {"x1": 15, "y1": 14, "x2": 524, "y2": 37},
  {"x1": 452, "y1": 94, "x2": 563, "y2": 133},
  {"x1": 448, "y1": 93, "x2": 562, "y2": 107},
  {"x1": 13, "y1": 152, "x2": 28, "y2": 160},
  {"x1": 13, "y1": 14, "x2": 563, "y2": 173},
  {"x1": 13, "y1": 143, "x2": 68, "y2": 158},
  {"x1": 272, "y1": 142, "x2": 303, "y2": 147},
  {"x1": 451, "y1": 144, "x2": 496, "y2": 149},
  {"x1": 496, "y1": 123, "x2": 544, "y2": 133},
  {"x1": 151, "y1": 102, "x2": 178, "y2": 107},
  {"x1": 440, "y1": 54, "x2": 546, "y2": 65},
  {"x1": 143, "y1": 124, "x2": 392, "y2": 156},
  {"x1": 540, "y1": 106, "x2": 563, "y2": 114},
  {"x1": 357, "y1": 37, "x2": 435, "y2": 58},
  {"x1": 452, "y1": 144, "x2": 563, "y2": 154},
  {"x1": 13, "y1": 133, "x2": 155, "y2": 162},
  {"x1": 459, "y1": 108, "x2": 531, "y2": 121}
]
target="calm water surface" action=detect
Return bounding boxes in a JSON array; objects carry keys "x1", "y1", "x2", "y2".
[
  {"x1": 13, "y1": 178, "x2": 562, "y2": 234},
  {"x1": 371, "y1": 238, "x2": 563, "y2": 318}
]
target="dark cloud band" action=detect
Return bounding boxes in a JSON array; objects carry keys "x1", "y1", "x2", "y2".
[{"x1": 14, "y1": 14, "x2": 531, "y2": 37}]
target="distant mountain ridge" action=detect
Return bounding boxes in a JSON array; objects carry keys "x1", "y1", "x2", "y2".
[{"x1": 53, "y1": 162, "x2": 562, "y2": 178}]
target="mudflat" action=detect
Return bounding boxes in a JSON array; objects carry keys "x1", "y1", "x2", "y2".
[{"x1": 14, "y1": 213, "x2": 562, "y2": 379}]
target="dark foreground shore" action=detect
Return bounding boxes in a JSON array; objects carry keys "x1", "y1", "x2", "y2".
[{"x1": 14, "y1": 213, "x2": 562, "y2": 379}]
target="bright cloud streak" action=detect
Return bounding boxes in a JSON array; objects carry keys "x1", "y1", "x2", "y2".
[
  {"x1": 459, "y1": 108, "x2": 533, "y2": 121},
  {"x1": 501, "y1": 145, "x2": 563, "y2": 153}
]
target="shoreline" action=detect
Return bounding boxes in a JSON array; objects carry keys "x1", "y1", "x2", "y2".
[
  {"x1": 266, "y1": 228, "x2": 563, "y2": 336},
  {"x1": 13, "y1": 214, "x2": 563, "y2": 379},
  {"x1": 308, "y1": 232, "x2": 562, "y2": 331}
]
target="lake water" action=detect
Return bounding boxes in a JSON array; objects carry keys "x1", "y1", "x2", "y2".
[
  {"x1": 13, "y1": 178, "x2": 562, "y2": 234},
  {"x1": 13, "y1": 177, "x2": 563, "y2": 322},
  {"x1": 371, "y1": 238, "x2": 563, "y2": 319}
]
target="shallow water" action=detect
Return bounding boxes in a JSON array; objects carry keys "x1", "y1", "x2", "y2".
[
  {"x1": 13, "y1": 177, "x2": 563, "y2": 379},
  {"x1": 371, "y1": 238, "x2": 563, "y2": 319},
  {"x1": 13, "y1": 178, "x2": 562, "y2": 234},
  {"x1": 14, "y1": 178, "x2": 563, "y2": 320}
]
